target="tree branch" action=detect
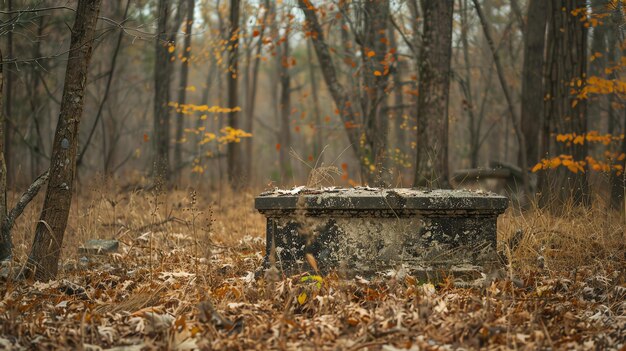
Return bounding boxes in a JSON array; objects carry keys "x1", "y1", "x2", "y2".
[{"x1": 5, "y1": 170, "x2": 49, "y2": 230}]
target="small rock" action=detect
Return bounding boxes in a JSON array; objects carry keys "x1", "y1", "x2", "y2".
[{"x1": 78, "y1": 240, "x2": 119, "y2": 255}]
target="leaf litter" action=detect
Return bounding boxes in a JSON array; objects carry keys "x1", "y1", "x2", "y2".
[{"x1": 0, "y1": 188, "x2": 624, "y2": 350}]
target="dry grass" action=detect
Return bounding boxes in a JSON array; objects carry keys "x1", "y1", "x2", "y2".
[{"x1": 0, "y1": 181, "x2": 624, "y2": 350}]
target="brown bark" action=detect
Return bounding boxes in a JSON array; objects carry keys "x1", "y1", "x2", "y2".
[
  {"x1": 473, "y1": 0, "x2": 530, "y2": 197},
  {"x1": 278, "y1": 18, "x2": 292, "y2": 184},
  {"x1": 413, "y1": 0, "x2": 453, "y2": 188},
  {"x1": 459, "y1": 0, "x2": 480, "y2": 168},
  {"x1": 609, "y1": 3, "x2": 625, "y2": 209},
  {"x1": 298, "y1": 0, "x2": 369, "y2": 179},
  {"x1": 610, "y1": 109, "x2": 626, "y2": 210},
  {"x1": 227, "y1": 0, "x2": 243, "y2": 189},
  {"x1": 4, "y1": 0, "x2": 12, "y2": 188},
  {"x1": 27, "y1": 0, "x2": 102, "y2": 281},
  {"x1": 153, "y1": 0, "x2": 172, "y2": 185},
  {"x1": 306, "y1": 39, "x2": 323, "y2": 163},
  {"x1": 388, "y1": 25, "x2": 405, "y2": 162},
  {"x1": 0, "y1": 48, "x2": 7, "y2": 260},
  {"x1": 362, "y1": 0, "x2": 390, "y2": 185},
  {"x1": 77, "y1": 0, "x2": 130, "y2": 172},
  {"x1": 174, "y1": 0, "x2": 195, "y2": 180},
  {"x1": 539, "y1": 0, "x2": 589, "y2": 207},
  {"x1": 519, "y1": 0, "x2": 547, "y2": 168},
  {"x1": 243, "y1": 0, "x2": 269, "y2": 184}
]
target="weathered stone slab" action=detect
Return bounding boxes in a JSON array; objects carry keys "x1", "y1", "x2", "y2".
[
  {"x1": 78, "y1": 239, "x2": 119, "y2": 255},
  {"x1": 255, "y1": 187, "x2": 508, "y2": 278}
]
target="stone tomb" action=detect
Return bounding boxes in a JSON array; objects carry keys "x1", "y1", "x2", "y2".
[{"x1": 255, "y1": 187, "x2": 508, "y2": 279}]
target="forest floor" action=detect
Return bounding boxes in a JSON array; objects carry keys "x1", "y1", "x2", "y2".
[{"x1": 0, "y1": 182, "x2": 624, "y2": 350}]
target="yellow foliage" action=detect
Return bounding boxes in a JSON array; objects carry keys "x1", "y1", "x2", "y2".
[
  {"x1": 532, "y1": 153, "x2": 625, "y2": 175},
  {"x1": 555, "y1": 131, "x2": 623, "y2": 146},
  {"x1": 217, "y1": 126, "x2": 252, "y2": 144},
  {"x1": 168, "y1": 102, "x2": 242, "y2": 115},
  {"x1": 578, "y1": 76, "x2": 626, "y2": 100}
]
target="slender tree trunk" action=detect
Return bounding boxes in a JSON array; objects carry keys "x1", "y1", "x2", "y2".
[
  {"x1": 153, "y1": 0, "x2": 172, "y2": 185},
  {"x1": 4, "y1": 0, "x2": 12, "y2": 188},
  {"x1": 389, "y1": 25, "x2": 405, "y2": 166},
  {"x1": 27, "y1": 0, "x2": 102, "y2": 281},
  {"x1": 519, "y1": 0, "x2": 547, "y2": 169},
  {"x1": 588, "y1": 0, "x2": 609, "y2": 133},
  {"x1": 174, "y1": 0, "x2": 195, "y2": 181},
  {"x1": 278, "y1": 19, "x2": 292, "y2": 183},
  {"x1": 77, "y1": 0, "x2": 130, "y2": 171},
  {"x1": 306, "y1": 39, "x2": 323, "y2": 163},
  {"x1": 29, "y1": 17, "x2": 45, "y2": 180},
  {"x1": 459, "y1": 0, "x2": 479, "y2": 168},
  {"x1": 609, "y1": 3, "x2": 625, "y2": 209},
  {"x1": 473, "y1": 0, "x2": 530, "y2": 197},
  {"x1": 539, "y1": 0, "x2": 589, "y2": 207},
  {"x1": 227, "y1": 0, "x2": 243, "y2": 188},
  {"x1": 0, "y1": 49, "x2": 8, "y2": 260},
  {"x1": 361, "y1": 0, "x2": 390, "y2": 185},
  {"x1": 610, "y1": 109, "x2": 626, "y2": 210},
  {"x1": 243, "y1": 0, "x2": 269, "y2": 185},
  {"x1": 298, "y1": 0, "x2": 369, "y2": 179},
  {"x1": 414, "y1": 0, "x2": 453, "y2": 188}
]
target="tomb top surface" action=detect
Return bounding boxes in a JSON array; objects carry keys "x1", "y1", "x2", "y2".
[{"x1": 255, "y1": 187, "x2": 508, "y2": 212}]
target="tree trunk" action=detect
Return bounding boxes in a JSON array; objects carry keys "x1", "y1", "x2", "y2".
[
  {"x1": 473, "y1": 0, "x2": 530, "y2": 197},
  {"x1": 362, "y1": 0, "x2": 390, "y2": 185},
  {"x1": 0, "y1": 49, "x2": 8, "y2": 260},
  {"x1": 174, "y1": 0, "x2": 195, "y2": 181},
  {"x1": 28, "y1": 17, "x2": 45, "y2": 180},
  {"x1": 153, "y1": 0, "x2": 172, "y2": 185},
  {"x1": 610, "y1": 109, "x2": 626, "y2": 210},
  {"x1": 388, "y1": 25, "x2": 406, "y2": 167},
  {"x1": 227, "y1": 0, "x2": 243, "y2": 189},
  {"x1": 243, "y1": 0, "x2": 269, "y2": 185},
  {"x1": 77, "y1": 0, "x2": 130, "y2": 172},
  {"x1": 27, "y1": 0, "x2": 102, "y2": 281},
  {"x1": 519, "y1": 0, "x2": 547, "y2": 169},
  {"x1": 587, "y1": 0, "x2": 609, "y2": 132},
  {"x1": 306, "y1": 39, "x2": 323, "y2": 163},
  {"x1": 459, "y1": 0, "x2": 479, "y2": 168},
  {"x1": 4, "y1": 0, "x2": 12, "y2": 188},
  {"x1": 278, "y1": 18, "x2": 292, "y2": 184},
  {"x1": 298, "y1": 0, "x2": 370, "y2": 180},
  {"x1": 539, "y1": 0, "x2": 589, "y2": 207},
  {"x1": 413, "y1": 0, "x2": 453, "y2": 188},
  {"x1": 609, "y1": 3, "x2": 625, "y2": 209}
]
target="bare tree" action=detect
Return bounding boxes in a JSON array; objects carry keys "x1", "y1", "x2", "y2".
[
  {"x1": 4, "y1": 0, "x2": 13, "y2": 187},
  {"x1": 278, "y1": 11, "x2": 293, "y2": 183},
  {"x1": 520, "y1": 0, "x2": 548, "y2": 168},
  {"x1": 360, "y1": 0, "x2": 391, "y2": 184},
  {"x1": 153, "y1": 0, "x2": 172, "y2": 184},
  {"x1": 173, "y1": 0, "x2": 195, "y2": 180},
  {"x1": 539, "y1": 0, "x2": 590, "y2": 207},
  {"x1": 473, "y1": 0, "x2": 530, "y2": 196},
  {"x1": 414, "y1": 0, "x2": 454, "y2": 188},
  {"x1": 227, "y1": 0, "x2": 243, "y2": 188},
  {"x1": 27, "y1": 0, "x2": 102, "y2": 281},
  {"x1": 77, "y1": 0, "x2": 131, "y2": 173},
  {"x1": 243, "y1": 0, "x2": 270, "y2": 184},
  {"x1": 298, "y1": 0, "x2": 370, "y2": 179}
]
